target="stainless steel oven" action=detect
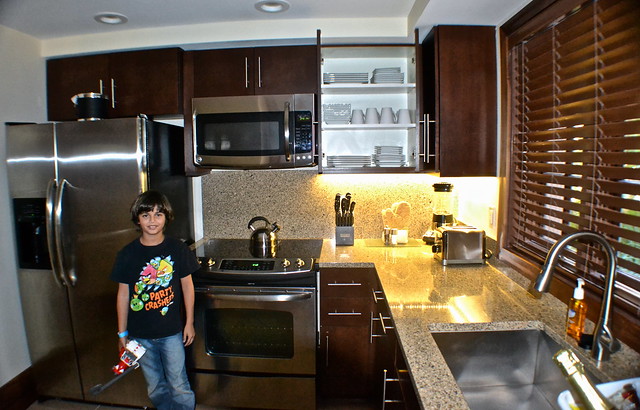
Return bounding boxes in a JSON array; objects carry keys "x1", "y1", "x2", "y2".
[
  {"x1": 192, "y1": 94, "x2": 316, "y2": 169},
  {"x1": 189, "y1": 239, "x2": 322, "y2": 410}
]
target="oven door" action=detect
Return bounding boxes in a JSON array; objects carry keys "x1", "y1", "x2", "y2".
[
  {"x1": 192, "y1": 94, "x2": 315, "y2": 169},
  {"x1": 192, "y1": 285, "x2": 316, "y2": 375}
]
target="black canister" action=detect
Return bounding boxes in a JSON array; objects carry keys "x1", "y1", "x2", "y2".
[{"x1": 71, "y1": 93, "x2": 109, "y2": 121}]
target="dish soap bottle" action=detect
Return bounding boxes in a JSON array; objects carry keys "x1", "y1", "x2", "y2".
[{"x1": 567, "y1": 278, "x2": 587, "y2": 341}]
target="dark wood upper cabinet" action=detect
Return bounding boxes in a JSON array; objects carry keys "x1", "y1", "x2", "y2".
[
  {"x1": 47, "y1": 48, "x2": 183, "y2": 121},
  {"x1": 254, "y1": 46, "x2": 318, "y2": 95},
  {"x1": 192, "y1": 45, "x2": 318, "y2": 98},
  {"x1": 422, "y1": 25, "x2": 497, "y2": 177},
  {"x1": 47, "y1": 54, "x2": 109, "y2": 121}
]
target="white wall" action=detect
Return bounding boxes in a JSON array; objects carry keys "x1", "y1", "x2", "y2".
[{"x1": 0, "y1": 25, "x2": 46, "y2": 386}]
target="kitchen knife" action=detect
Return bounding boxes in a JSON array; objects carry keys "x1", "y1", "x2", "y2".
[
  {"x1": 334, "y1": 193, "x2": 341, "y2": 226},
  {"x1": 341, "y1": 197, "x2": 349, "y2": 226},
  {"x1": 349, "y1": 201, "x2": 356, "y2": 226}
]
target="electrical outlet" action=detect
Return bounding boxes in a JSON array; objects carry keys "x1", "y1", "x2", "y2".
[{"x1": 488, "y1": 207, "x2": 497, "y2": 228}]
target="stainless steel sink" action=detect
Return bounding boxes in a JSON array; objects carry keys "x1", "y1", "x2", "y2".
[{"x1": 432, "y1": 329, "x2": 592, "y2": 410}]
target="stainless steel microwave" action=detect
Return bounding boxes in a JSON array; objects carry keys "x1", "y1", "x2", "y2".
[{"x1": 192, "y1": 94, "x2": 316, "y2": 169}]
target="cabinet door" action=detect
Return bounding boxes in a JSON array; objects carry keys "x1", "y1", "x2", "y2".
[
  {"x1": 108, "y1": 48, "x2": 183, "y2": 117},
  {"x1": 254, "y1": 45, "x2": 318, "y2": 95},
  {"x1": 192, "y1": 48, "x2": 254, "y2": 97},
  {"x1": 423, "y1": 25, "x2": 497, "y2": 177},
  {"x1": 318, "y1": 326, "x2": 373, "y2": 398},
  {"x1": 47, "y1": 54, "x2": 109, "y2": 121}
]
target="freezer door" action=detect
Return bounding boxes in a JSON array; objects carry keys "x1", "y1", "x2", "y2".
[
  {"x1": 6, "y1": 123, "x2": 84, "y2": 399},
  {"x1": 55, "y1": 118, "x2": 151, "y2": 406}
]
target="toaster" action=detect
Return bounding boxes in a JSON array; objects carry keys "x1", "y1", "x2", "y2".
[{"x1": 432, "y1": 225, "x2": 488, "y2": 265}]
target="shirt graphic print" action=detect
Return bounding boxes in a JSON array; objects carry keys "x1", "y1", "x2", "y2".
[{"x1": 130, "y1": 255, "x2": 175, "y2": 316}]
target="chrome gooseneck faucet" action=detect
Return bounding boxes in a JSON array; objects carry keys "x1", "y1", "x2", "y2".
[{"x1": 529, "y1": 230, "x2": 621, "y2": 362}]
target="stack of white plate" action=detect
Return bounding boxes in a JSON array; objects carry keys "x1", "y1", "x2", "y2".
[
  {"x1": 323, "y1": 72, "x2": 369, "y2": 84},
  {"x1": 373, "y1": 146, "x2": 405, "y2": 167},
  {"x1": 323, "y1": 103, "x2": 351, "y2": 124},
  {"x1": 371, "y1": 67, "x2": 404, "y2": 84},
  {"x1": 327, "y1": 155, "x2": 372, "y2": 167}
]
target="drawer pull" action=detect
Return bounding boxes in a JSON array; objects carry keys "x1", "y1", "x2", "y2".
[
  {"x1": 328, "y1": 310, "x2": 362, "y2": 316},
  {"x1": 327, "y1": 282, "x2": 362, "y2": 286},
  {"x1": 372, "y1": 289, "x2": 385, "y2": 303}
]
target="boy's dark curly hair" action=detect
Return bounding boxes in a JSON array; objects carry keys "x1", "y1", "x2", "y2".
[{"x1": 130, "y1": 190, "x2": 174, "y2": 226}]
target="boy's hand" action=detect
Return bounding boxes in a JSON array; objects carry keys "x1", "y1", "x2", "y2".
[{"x1": 183, "y1": 323, "x2": 195, "y2": 346}]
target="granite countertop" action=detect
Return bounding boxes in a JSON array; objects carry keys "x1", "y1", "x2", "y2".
[{"x1": 318, "y1": 238, "x2": 640, "y2": 409}]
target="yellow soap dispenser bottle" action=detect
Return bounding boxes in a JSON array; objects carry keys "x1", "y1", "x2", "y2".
[{"x1": 566, "y1": 278, "x2": 587, "y2": 341}]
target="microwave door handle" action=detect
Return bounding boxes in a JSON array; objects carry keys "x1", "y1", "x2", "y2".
[
  {"x1": 46, "y1": 179, "x2": 65, "y2": 287},
  {"x1": 284, "y1": 101, "x2": 291, "y2": 161}
]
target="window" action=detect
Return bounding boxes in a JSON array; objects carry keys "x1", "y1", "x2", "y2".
[{"x1": 505, "y1": 0, "x2": 640, "y2": 313}]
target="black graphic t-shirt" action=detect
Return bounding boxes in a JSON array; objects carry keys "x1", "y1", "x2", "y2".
[{"x1": 110, "y1": 237, "x2": 199, "y2": 339}]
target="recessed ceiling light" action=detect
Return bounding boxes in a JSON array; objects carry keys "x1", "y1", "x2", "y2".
[
  {"x1": 94, "y1": 12, "x2": 128, "y2": 25},
  {"x1": 255, "y1": 0, "x2": 290, "y2": 13}
]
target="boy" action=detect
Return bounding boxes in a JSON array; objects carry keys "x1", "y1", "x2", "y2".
[{"x1": 110, "y1": 190, "x2": 198, "y2": 410}]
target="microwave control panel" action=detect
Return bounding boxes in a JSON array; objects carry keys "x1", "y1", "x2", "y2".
[{"x1": 294, "y1": 111, "x2": 313, "y2": 154}]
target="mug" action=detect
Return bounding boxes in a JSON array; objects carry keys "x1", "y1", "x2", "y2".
[
  {"x1": 365, "y1": 107, "x2": 379, "y2": 124},
  {"x1": 380, "y1": 107, "x2": 395, "y2": 124},
  {"x1": 351, "y1": 109, "x2": 365, "y2": 124},
  {"x1": 396, "y1": 109, "x2": 411, "y2": 124}
]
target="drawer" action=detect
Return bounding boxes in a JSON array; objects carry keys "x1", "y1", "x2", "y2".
[
  {"x1": 320, "y1": 296, "x2": 372, "y2": 327},
  {"x1": 320, "y1": 268, "x2": 377, "y2": 298}
]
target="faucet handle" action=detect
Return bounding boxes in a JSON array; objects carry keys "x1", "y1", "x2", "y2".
[{"x1": 594, "y1": 324, "x2": 621, "y2": 361}]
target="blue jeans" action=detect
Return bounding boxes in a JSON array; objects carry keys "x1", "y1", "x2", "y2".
[{"x1": 136, "y1": 332, "x2": 195, "y2": 410}]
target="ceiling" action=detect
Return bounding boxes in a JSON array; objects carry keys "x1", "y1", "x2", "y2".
[{"x1": 0, "y1": 0, "x2": 531, "y2": 41}]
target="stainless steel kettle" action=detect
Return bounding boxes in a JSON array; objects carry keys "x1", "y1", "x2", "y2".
[{"x1": 248, "y1": 216, "x2": 280, "y2": 258}]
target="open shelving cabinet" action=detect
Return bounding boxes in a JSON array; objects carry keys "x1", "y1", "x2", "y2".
[{"x1": 317, "y1": 34, "x2": 425, "y2": 174}]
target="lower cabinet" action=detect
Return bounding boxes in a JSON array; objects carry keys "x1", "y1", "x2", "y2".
[{"x1": 318, "y1": 268, "x2": 420, "y2": 409}]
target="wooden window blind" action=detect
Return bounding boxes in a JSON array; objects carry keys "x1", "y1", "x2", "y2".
[{"x1": 506, "y1": 0, "x2": 640, "y2": 305}]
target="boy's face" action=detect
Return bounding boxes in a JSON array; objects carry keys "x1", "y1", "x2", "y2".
[{"x1": 137, "y1": 206, "x2": 166, "y2": 237}]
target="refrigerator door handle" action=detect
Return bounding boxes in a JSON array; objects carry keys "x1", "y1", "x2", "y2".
[
  {"x1": 54, "y1": 178, "x2": 76, "y2": 287},
  {"x1": 46, "y1": 179, "x2": 66, "y2": 287}
]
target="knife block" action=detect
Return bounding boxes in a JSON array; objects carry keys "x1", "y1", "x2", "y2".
[{"x1": 335, "y1": 226, "x2": 354, "y2": 246}]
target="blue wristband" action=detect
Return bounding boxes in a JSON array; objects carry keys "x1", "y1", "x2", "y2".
[{"x1": 117, "y1": 330, "x2": 128, "y2": 338}]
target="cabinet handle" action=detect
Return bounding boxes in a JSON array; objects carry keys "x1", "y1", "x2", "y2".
[
  {"x1": 110, "y1": 78, "x2": 116, "y2": 109},
  {"x1": 327, "y1": 282, "x2": 362, "y2": 287},
  {"x1": 258, "y1": 56, "x2": 262, "y2": 88},
  {"x1": 382, "y1": 369, "x2": 403, "y2": 409},
  {"x1": 420, "y1": 114, "x2": 436, "y2": 163},
  {"x1": 244, "y1": 57, "x2": 249, "y2": 89},
  {"x1": 372, "y1": 289, "x2": 385, "y2": 304},
  {"x1": 325, "y1": 335, "x2": 329, "y2": 367},
  {"x1": 328, "y1": 310, "x2": 362, "y2": 316},
  {"x1": 99, "y1": 79, "x2": 104, "y2": 94},
  {"x1": 371, "y1": 312, "x2": 394, "y2": 342}
]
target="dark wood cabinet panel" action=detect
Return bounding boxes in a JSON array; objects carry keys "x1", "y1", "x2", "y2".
[
  {"x1": 422, "y1": 25, "x2": 497, "y2": 176},
  {"x1": 192, "y1": 48, "x2": 254, "y2": 97},
  {"x1": 108, "y1": 48, "x2": 182, "y2": 117},
  {"x1": 254, "y1": 46, "x2": 318, "y2": 95},
  {"x1": 192, "y1": 45, "x2": 318, "y2": 98},
  {"x1": 47, "y1": 54, "x2": 109, "y2": 121},
  {"x1": 47, "y1": 48, "x2": 183, "y2": 121}
]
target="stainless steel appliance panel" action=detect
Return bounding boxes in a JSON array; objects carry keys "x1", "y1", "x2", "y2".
[
  {"x1": 191, "y1": 372, "x2": 316, "y2": 410},
  {"x1": 54, "y1": 118, "x2": 150, "y2": 406},
  {"x1": 192, "y1": 286, "x2": 316, "y2": 375},
  {"x1": 7, "y1": 124, "x2": 83, "y2": 399}
]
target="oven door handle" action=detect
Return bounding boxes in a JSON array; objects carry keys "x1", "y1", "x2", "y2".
[{"x1": 197, "y1": 289, "x2": 312, "y2": 302}]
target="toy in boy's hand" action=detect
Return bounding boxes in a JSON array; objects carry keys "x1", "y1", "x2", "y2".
[{"x1": 112, "y1": 339, "x2": 146, "y2": 375}]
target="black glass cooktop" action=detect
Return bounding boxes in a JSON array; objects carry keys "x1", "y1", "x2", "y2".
[{"x1": 194, "y1": 238, "x2": 324, "y2": 260}]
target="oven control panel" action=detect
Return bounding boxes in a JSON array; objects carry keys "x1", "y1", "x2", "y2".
[{"x1": 197, "y1": 257, "x2": 315, "y2": 275}]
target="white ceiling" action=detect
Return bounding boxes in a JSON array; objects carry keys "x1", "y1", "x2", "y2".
[{"x1": 0, "y1": 0, "x2": 531, "y2": 39}]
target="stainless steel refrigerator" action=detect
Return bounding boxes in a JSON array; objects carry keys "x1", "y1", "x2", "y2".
[{"x1": 6, "y1": 116, "x2": 193, "y2": 407}]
